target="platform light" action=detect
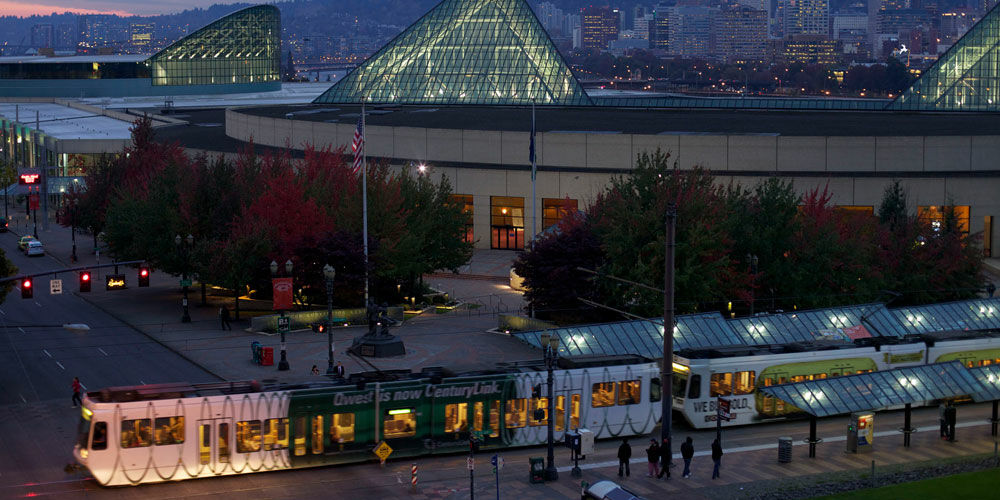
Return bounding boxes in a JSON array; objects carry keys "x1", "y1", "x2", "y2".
[{"x1": 388, "y1": 408, "x2": 412, "y2": 415}]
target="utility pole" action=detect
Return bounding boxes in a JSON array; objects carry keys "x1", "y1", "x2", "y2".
[{"x1": 661, "y1": 204, "x2": 676, "y2": 458}]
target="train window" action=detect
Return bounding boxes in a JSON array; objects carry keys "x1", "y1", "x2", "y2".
[
  {"x1": 330, "y1": 413, "x2": 355, "y2": 444},
  {"x1": 311, "y1": 415, "x2": 324, "y2": 454},
  {"x1": 218, "y1": 423, "x2": 230, "y2": 463},
  {"x1": 236, "y1": 420, "x2": 262, "y2": 453},
  {"x1": 529, "y1": 398, "x2": 549, "y2": 426},
  {"x1": 199, "y1": 425, "x2": 210, "y2": 464},
  {"x1": 293, "y1": 417, "x2": 306, "y2": 456},
  {"x1": 688, "y1": 375, "x2": 701, "y2": 399},
  {"x1": 384, "y1": 409, "x2": 417, "y2": 438},
  {"x1": 673, "y1": 371, "x2": 688, "y2": 399},
  {"x1": 618, "y1": 380, "x2": 641, "y2": 405},
  {"x1": 489, "y1": 401, "x2": 500, "y2": 437},
  {"x1": 650, "y1": 377, "x2": 662, "y2": 402},
  {"x1": 555, "y1": 396, "x2": 565, "y2": 432},
  {"x1": 473, "y1": 402, "x2": 484, "y2": 433},
  {"x1": 591, "y1": 382, "x2": 615, "y2": 407},
  {"x1": 154, "y1": 416, "x2": 185, "y2": 446},
  {"x1": 120, "y1": 418, "x2": 152, "y2": 448},
  {"x1": 263, "y1": 418, "x2": 288, "y2": 450},
  {"x1": 570, "y1": 394, "x2": 580, "y2": 429},
  {"x1": 710, "y1": 373, "x2": 732, "y2": 397},
  {"x1": 734, "y1": 371, "x2": 755, "y2": 395},
  {"x1": 91, "y1": 421, "x2": 107, "y2": 451},
  {"x1": 790, "y1": 375, "x2": 806, "y2": 383},
  {"x1": 445, "y1": 403, "x2": 469, "y2": 433},
  {"x1": 505, "y1": 399, "x2": 527, "y2": 428}
]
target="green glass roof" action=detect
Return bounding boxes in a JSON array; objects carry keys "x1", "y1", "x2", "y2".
[
  {"x1": 759, "y1": 361, "x2": 1000, "y2": 417},
  {"x1": 888, "y1": 3, "x2": 1000, "y2": 111},
  {"x1": 313, "y1": 0, "x2": 591, "y2": 106}
]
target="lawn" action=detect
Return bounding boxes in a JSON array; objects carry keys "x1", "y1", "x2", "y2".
[{"x1": 819, "y1": 468, "x2": 1000, "y2": 499}]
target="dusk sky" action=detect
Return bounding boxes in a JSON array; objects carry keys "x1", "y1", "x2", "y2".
[{"x1": 0, "y1": 0, "x2": 249, "y2": 17}]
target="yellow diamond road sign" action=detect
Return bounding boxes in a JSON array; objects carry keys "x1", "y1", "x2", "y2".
[{"x1": 373, "y1": 441, "x2": 393, "y2": 461}]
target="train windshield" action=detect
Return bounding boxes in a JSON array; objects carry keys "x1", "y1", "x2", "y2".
[
  {"x1": 76, "y1": 408, "x2": 93, "y2": 449},
  {"x1": 672, "y1": 363, "x2": 690, "y2": 399}
]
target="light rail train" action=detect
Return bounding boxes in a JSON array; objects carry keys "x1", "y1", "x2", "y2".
[{"x1": 73, "y1": 330, "x2": 1000, "y2": 485}]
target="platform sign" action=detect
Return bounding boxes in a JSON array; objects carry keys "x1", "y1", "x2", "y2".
[
  {"x1": 49, "y1": 279, "x2": 62, "y2": 295},
  {"x1": 179, "y1": 278, "x2": 192, "y2": 287},
  {"x1": 717, "y1": 397, "x2": 731, "y2": 422},
  {"x1": 373, "y1": 441, "x2": 393, "y2": 462}
]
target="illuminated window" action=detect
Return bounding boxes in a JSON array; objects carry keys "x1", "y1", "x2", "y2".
[
  {"x1": 330, "y1": 413, "x2": 355, "y2": 444},
  {"x1": 293, "y1": 417, "x2": 306, "y2": 456},
  {"x1": 120, "y1": 418, "x2": 152, "y2": 448},
  {"x1": 505, "y1": 399, "x2": 527, "y2": 428},
  {"x1": 489, "y1": 401, "x2": 500, "y2": 437},
  {"x1": 591, "y1": 382, "x2": 616, "y2": 407},
  {"x1": 91, "y1": 421, "x2": 107, "y2": 451},
  {"x1": 451, "y1": 194, "x2": 474, "y2": 243},
  {"x1": 918, "y1": 205, "x2": 970, "y2": 234},
  {"x1": 263, "y1": 418, "x2": 288, "y2": 450},
  {"x1": 473, "y1": 402, "x2": 485, "y2": 433},
  {"x1": 617, "y1": 380, "x2": 641, "y2": 405},
  {"x1": 529, "y1": 397, "x2": 549, "y2": 426},
  {"x1": 445, "y1": 403, "x2": 469, "y2": 433},
  {"x1": 554, "y1": 396, "x2": 566, "y2": 431},
  {"x1": 218, "y1": 423, "x2": 230, "y2": 462},
  {"x1": 570, "y1": 394, "x2": 580, "y2": 428},
  {"x1": 542, "y1": 198, "x2": 578, "y2": 229},
  {"x1": 734, "y1": 371, "x2": 756, "y2": 395},
  {"x1": 236, "y1": 420, "x2": 262, "y2": 453},
  {"x1": 834, "y1": 205, "x2": 874, "y2": 217},
  {"x1": 199, "y1": 424, "x2": 211, "y2": 464},
  {"x1": 490, "y1": 196, "x2": 524, "y2": 250},
  {"x1": 311, "y1": 415, "x2": 324, "y2": 454},
  {"x1": 384, "y1": 409, "x2": 417, "y2": 438},
  {"x1": 710, "y1": 373, "x2": 733, "y2": 397},
  {"x1": 154, "y1": 416, "x2": 184, "y2": 445}
]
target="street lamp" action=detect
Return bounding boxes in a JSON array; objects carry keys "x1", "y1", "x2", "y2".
[
  {"x1": 175, "y1": 233, "x2": 194, "y2": 323},
  {"x1": 323, "y1": 264, "x2": 337, "y2": 375},
  {"x1": 270, "y1": 259, "x2": 293, "y2": 371},
  {"x1": 540, "y1": 331, "x2": 559, "y2": 481}
]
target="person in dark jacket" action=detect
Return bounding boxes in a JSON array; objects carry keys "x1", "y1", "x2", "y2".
[
  {"x1": 945, "y1": 402, "x2": 957, "y2": 442},
  {"x1": 680, "y1": 436, "x2": 694, "y2": 478},
  {"x1": 617, "y1": 438, "x2": 631, "y2": 477},
  {"x1": 645, "y1": 439, "x2": 660, "y2": 477},
  {"x1": 711, "y1": 438, "x2": 723, "y2": 479},
  {"x1": 656, "y1": 437, "x2": 671, "y2": 479}
]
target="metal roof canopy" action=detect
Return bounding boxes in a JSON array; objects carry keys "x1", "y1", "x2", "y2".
[
  {"x1": 893, "y1": 298, "x2": 1000, "y2": 334},
  {"x1": 730, "y1": 303, "x2": 905, "y2": 345},
  {"x1": 758, "y1": 361, "x2": 1000, "y2": 418}
]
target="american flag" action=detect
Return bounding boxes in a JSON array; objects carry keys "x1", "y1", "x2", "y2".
[{"x1": 351, "y1": 114, "x2": 364, "y2": 172}]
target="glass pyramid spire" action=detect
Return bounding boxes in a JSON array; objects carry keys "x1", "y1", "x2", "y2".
[
  {"x1": 889, "y1": 3, "x2": 1000, "y2": 111},
  {"x1": 313, "y1": 0, "x2": 592, "y2": 106}
]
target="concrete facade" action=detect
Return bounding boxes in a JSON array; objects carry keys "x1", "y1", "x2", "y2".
[{"x1": 225, "y1": 108, "x2": 1000, "y2": 255}]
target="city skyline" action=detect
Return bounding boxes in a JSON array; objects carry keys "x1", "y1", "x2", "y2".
[{"x1": 0, "y1": 0, "x2": 247, "y2": 17}]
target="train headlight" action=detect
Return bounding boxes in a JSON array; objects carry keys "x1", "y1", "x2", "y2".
[
  {"x1": 80, "y1": 449, "x2": 89, "y2": 459},
  {"x1": 82, "y1": 407, "x2": 93, "y2": 420}
]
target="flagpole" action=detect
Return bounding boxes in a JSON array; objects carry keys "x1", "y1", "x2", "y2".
[{"x1": 361, "y1": 99, "x2": 369, "y2": 311}]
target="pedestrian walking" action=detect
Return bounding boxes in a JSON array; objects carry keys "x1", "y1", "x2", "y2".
[
  {"x1": 656, "y1": 437, "x2": 671, "y2": 479},
  {"x1": 71, "y1": 377, "x2": 83, "y2": 407},
  {"x1": 939, "y1": 402, "x2": 947, "y2": 439},
  {"x1": 617, "y1": 438, "x2": 631, "y2": 478},
  {"x1": 945, "y1": 402, "x2": 957, "y2": 442},
  {"x1": 335, "y1": 361, "x2": 346, "y2": 378},
  {"x1": 645, "y1": 439, "x2": 660, "y2": 477},
  {"x1": 220, "y1": 306, "x2": 232, "y2": 331},
  {"x1": 311, "y1": 365, "x2": 320, "y2": 375},
  {"x1": 680, "y1": 436, "x2": 694, "y2": 478},
  {"x1": 711, "y1": 437, "x2": 723, "y2": 479}
]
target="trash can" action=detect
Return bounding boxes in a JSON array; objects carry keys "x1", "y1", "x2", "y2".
[
  {"x1": 778, "y1": 437, "x2": 792, "y2": 463},
  {"x1": 529, "y1": 457, "x2": 545, "y2": 483},
  {"x1": 251, "y1": 341, "x2": 262, "y2": 365},
  {"x1": 261, "y1": 347, "x2": 274, "y2": 366}
]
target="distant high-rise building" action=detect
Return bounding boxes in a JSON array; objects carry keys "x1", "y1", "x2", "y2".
[
  {"x1": 129, "y1": 22, "x2": 155, "y2": 51},
  {"x1": 581, "y1": 6, "x2": 620, "y2": 50},
  {"x1": 666, "y1": 6, "x2": 717, "y2": 58},
  {"x1": 715, "y1": 7, "x2": 768, "y2": 62},
  {"x1": 30, "y1": 24, "x2": 54, "y2": 49},
  {"x1": 536, "y1": 1, "x2": 567, "y2": 36},
  {"x1": 736, "y1": 0, "x2": 768, "y2": 11},
  {"x1": 782, "y1": 34, "x2": 839, "y2": 64},
  {"x1": 55, "y1": 23, "x2": 76, "y2": 50},
  {"x1": 650, "y1": 4, "x2": 671, "y2": 50},
  {"x1": 783, "y1": 0, "x2": 829, "y2": 36}
]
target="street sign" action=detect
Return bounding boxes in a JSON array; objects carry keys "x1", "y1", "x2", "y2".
[
  {"x1": 49, "y1": 279, "x2": 63, "y2": 295},
  {"x1": 105, "y1": 274, "x2": 127, "y2": 291},
  {"x1": 717, "y1": 397, "x2": 731, "y2": 422},
  {"x1": 467, "y1": 456, "x2": 474, "y2": 470},
  {"x1": 179, "y1": 279, "x2": 192, "y2": 287},
  {"x1": 373, "y1": 441, "x2": 393, "y2": 462},
  {"x1": 490, "y1": 454, "x2": 503, "y2": 470},
  {"x1": 277, "y1": 316, "x2": 291, "y2": 334}
]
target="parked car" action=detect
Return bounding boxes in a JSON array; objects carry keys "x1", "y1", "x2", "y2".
[
  {"x1": 584, "y1": 480, "x2": 645, "y2": 500},
  {"x1": 25, "y1": 240, "x2": 44, "y2": 257},
  {"x1": 0, "y1": 216, "x2": 7, "y2": 232},
  {"x1": 18, "y1": 235, "x2": 36, "y2": 251}
]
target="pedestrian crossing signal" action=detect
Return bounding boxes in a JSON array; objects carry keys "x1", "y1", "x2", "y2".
[
  {"x1": 21, "y1": 277, "x2": 33, "y2": 299},
  {"x1": 312, "y1": 323, "x2": 326, "y2": 333},
  {"x1": 79, "y1": 271, "x2": 91, "y2": 292},
  {"x1": 138, "y1": 266, "x2": 150, "y2": 287}
]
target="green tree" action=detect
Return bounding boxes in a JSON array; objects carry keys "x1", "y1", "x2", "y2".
[
  {"x1": 878, "y1": 180, "x2": 908, "y2": 230},
  {"x1": 0, "y1": 248, "x2": 17, "y2": 302}
]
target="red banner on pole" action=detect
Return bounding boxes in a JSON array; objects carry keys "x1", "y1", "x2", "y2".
[
  {"x1": 272, "y1": 277, "x2": 293, "y2": 311},
  {"x1": 28, "y1": 194, "x2": 40, "y2": 210}
]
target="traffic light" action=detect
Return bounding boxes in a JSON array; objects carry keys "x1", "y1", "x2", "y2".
[
  {"x1": 311, "y1": 323, "x2": 326, "y2": 333},
  {"x1": 21, "y1": 277, "x2": 32, "y2": 299},
  {"x1": 138, "y1": 266, "x2": 150, "y2": 287},
  {"x1": 79, "y1": 271, "x2": 91, "y2": 292}
]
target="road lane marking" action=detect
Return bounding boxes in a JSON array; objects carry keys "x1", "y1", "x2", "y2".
[
  {"x1": 20, "y1": 394, "x2": 26, "y2": 403},
  {"x1": 0, "y1": 308, "x2": 5, "y2": 315},
  {"x1": 98, "y1": 348, "x2": 108, "y2": 356},
  {"x1": 17, "y1": 327, "x2": 24, "y2": 334},
  {"x1": 55, "y1": 361, "x2": 65, "y2": 370},
  {"x1": 34, "y1": 301, "x2": 41, "y2": 307},
  {"x1": 140, "y1": 380, "x2": 145, "y2": 385},
  {"x1": 43, "y1": 349, "x2": 51, "y2": 358},
  {"x1": 81, "y1": 383, "x2": 87, "y2": 390}
]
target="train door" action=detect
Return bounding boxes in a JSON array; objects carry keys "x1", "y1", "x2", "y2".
[{"x1": 197, "y1": 418, "x2": 233, "y2": 474}]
